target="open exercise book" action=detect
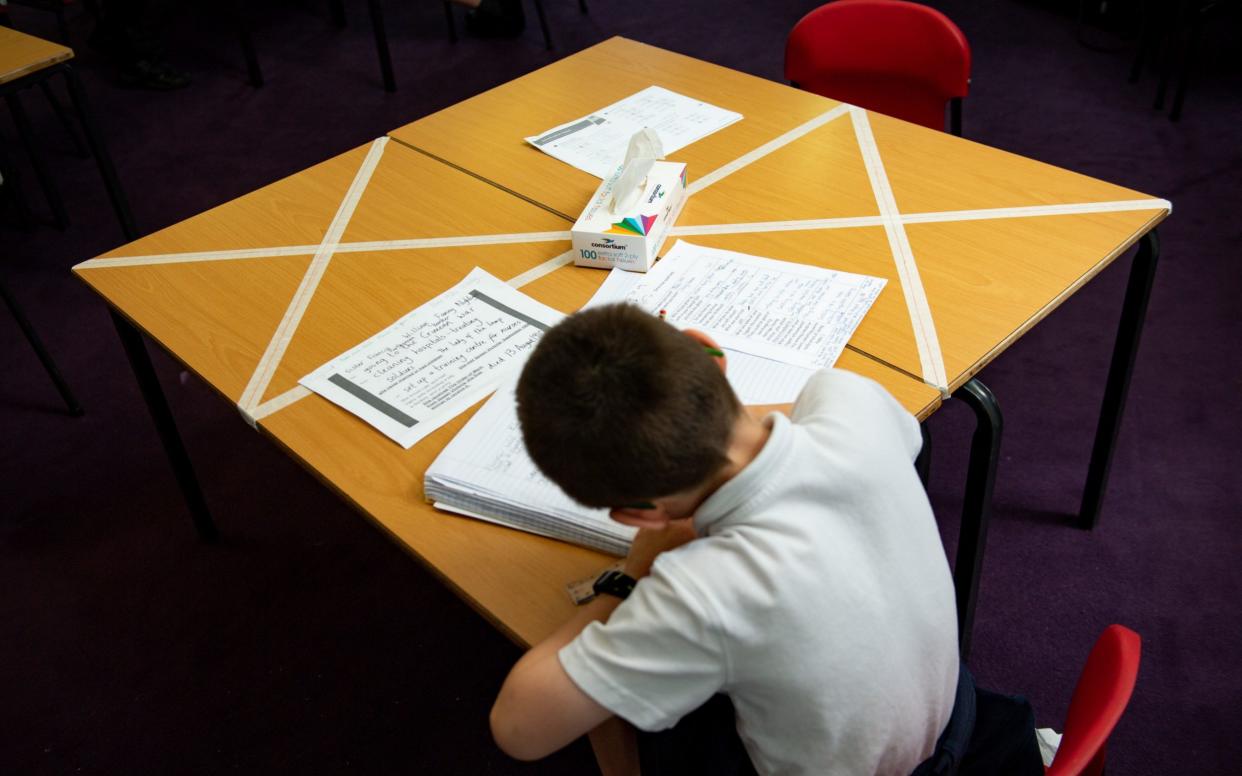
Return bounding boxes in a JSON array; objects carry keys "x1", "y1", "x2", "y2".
[{"x1": 424, "y1": 241, "x2": 886, "y2": 556}]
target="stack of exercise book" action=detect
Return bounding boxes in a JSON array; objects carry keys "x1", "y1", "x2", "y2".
[{"x1": 423, "y1": 379, "x2": 636, "y2": 557}]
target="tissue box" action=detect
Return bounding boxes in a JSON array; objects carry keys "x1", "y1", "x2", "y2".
[{"x1": 571, "y1": 161, "x2": 687, "y2": 272}]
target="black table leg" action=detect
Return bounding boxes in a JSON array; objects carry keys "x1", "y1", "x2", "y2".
[
  {"x1": 6, "y1": 90, "x2": 69, "y2": 229},
  {"x1": 367, "y1": 0, "x2": 397, "y2": 92},
  {"x1": 58, "y1": 63, "x2": 139, "y2": 242},
  {"x1": 38, "y1": 80, "x2": 89, "y2": 158},
  {"x1": 110, "y1": 311, "x2": 218, "y2": 542},
  {"x1": 953, "y1": 378, "x2": 1002, "y2": 662},
  {"x1": 1079, "y1": 229, "x2": 1160, "y2": 529},
  {"x1": 1, "y1": 277, "x2": 83, "y2": 416}
]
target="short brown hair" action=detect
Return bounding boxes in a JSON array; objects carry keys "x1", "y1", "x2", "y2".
[{"x1": 516, "y1": 303, "x2": 739, "y2": 508}]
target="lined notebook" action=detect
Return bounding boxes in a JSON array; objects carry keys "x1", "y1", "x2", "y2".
[{"x1": 423, "y1": 378, "x2": 636, "y2": 556}]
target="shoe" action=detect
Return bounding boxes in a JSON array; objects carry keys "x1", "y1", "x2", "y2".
[
  {"x1": 118, "y1": 60, "x2": 191, "y2": 91},
  {"x1": 465, "y1": 0, "x2": 525, "y2": 37}
]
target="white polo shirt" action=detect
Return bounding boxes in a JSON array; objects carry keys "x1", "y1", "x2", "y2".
[{"x1": 559, "y1": 369, "x2": 959, "y2": 776}]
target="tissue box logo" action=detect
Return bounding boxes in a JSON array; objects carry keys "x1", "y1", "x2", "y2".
[{"x1": 608, "y1": 214, "x2": 658, "y2": 236}]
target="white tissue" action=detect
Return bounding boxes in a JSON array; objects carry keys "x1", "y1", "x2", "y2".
[{"x1": 609, "y1": 128, "x2": 665, "y2": 214}]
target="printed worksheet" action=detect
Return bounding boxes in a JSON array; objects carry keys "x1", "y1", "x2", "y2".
[
  {"x1": 628, "y1": 241, "x2": 886, "y2": 371},
  {"x1": 525, "y1": 86, "x2": 743, "y2": 178},
  {"x1": 586, "y1": 267, "x2": 817, "y2": 405},
  {"x1": 301, "y1": 268, "x2": 562, "y2": 449}
]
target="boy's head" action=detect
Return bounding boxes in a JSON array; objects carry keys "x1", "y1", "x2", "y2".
[{"x1": 516, "y1": 303, "x2": 740, "y2": 510}]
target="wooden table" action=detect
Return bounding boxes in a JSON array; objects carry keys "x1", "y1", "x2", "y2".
[
  {"x1": 0, "y1": 26, "x2": 72, "y2": 85},
  {"x1": 0, "y1": 25, "x2": 136, "y2": 239},
  {"x1": 389, "y1": 38, "x2": 1170, "y2": 657},
  {"x1": 74, "y1": 138, "x2": 940, "y2": 649}
]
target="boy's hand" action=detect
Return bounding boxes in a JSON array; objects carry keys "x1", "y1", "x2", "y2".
[{"x1": 624, "y1": 519, "x2": 697, "y2": 579}]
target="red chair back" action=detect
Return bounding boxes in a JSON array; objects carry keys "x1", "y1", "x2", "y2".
[
  {"x1": 1046, "y1": 624, "x2": 1142, "y2": 776},
  {"x1": 785, "y1": 0, "x2": 971, "y2": 131}
]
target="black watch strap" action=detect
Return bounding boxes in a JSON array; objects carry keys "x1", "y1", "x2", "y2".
[{"x1": 593, "y1": 569, "x2": 637, "y2": 600}]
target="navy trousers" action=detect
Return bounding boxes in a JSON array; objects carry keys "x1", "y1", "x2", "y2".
[{"x1": 639, "y1": 667, "x2": 1043, "y2": 776}]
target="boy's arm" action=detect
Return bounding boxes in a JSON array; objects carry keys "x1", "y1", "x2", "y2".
[
  {"x1": 490, "y1": 595, "x2": 623, "y2": 761},
  {"x1": 490, "y1": 521, "x2": 696, "y2": 761}
]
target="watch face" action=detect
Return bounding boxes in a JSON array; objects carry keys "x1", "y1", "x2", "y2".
[{"x1": 594, "y1": 570, "x2": 636, "y2": 599}]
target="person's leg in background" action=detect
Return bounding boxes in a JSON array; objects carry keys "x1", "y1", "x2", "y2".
[
  {"x1": 452, "y1": 0, "x2": 525, "y2": 37},
  {"x1": 92, "y1": 0, "x2": 189, "y2": 90}
]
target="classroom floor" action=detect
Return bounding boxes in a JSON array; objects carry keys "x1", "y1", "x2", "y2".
[{"x1": 3, "y1": 1, "x2": 1240, "y2": 773}]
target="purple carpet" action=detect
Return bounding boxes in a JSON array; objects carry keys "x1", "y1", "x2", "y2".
[{"x1": 2, "y1": 1, "x2": 1239, "y2": 773}]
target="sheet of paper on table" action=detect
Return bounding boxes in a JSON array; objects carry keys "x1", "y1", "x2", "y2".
[
  {"x1": 301, "y1": 267, "x2": 562, "y2": 449},
  {"x1": 593, "y1": 241, "x2": 887, "y2": 402},
  {"x1": 525, "y1": 85, "x2": 742, "y2": 178}
]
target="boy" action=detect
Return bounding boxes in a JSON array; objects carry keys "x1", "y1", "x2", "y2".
[{"x1": 490, "y1": 302, "x2": 960, "y2": 775}]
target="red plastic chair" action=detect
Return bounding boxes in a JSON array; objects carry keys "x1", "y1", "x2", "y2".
[
  {"x1": 1045, "y1": 624, "x2": 1142, "y2": 776},
  {"x1": 785, "y1": 0, "x2": 971, "y2": 134}
]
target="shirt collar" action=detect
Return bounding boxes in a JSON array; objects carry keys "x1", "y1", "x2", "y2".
[{"x1": 694, "y1": 412, "x2": 792, "y2": 536}]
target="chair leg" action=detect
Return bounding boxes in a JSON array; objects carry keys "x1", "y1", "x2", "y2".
[
  {"x1": 230, "y1": 1, "x2": 265, "y2": 88},
  {"x1": 952, "y1": 378, "x2": 1001, "y2": 663},
  {"x1": 1152, "y1": 0, "x2": 1188, "y2": 110},
  {"x1": 54, "y1": 8, "x2": 70, "y2": 43},
  {"x1": 0, "y1": 276, "x2": 84, "y2": 416},
  {"x1": 110, "y1": 310, "x2": 218, "y2": 542},
  {"x1": 367, "y1": 0, "x2": 397, "y2": 92},
  {"x1": 915, "y1": 422, "x2": 932, "y2": 487},
  {"x1": 1169, "y1": 2, "x2": 1208, "y2": 121},
  {"x1": 1129, "y1": 0, "x2": 1158, "y2": 82},
  {"x1": 579, "y1": 0, "x2": 588, "y2": 12},
  {"x1": 328, "y1": 0, "x2": 347, "y2": 28},
  {"x1": 949, "y1": 97, "x2": 963, "y2": 137},
  {"x1": 443, "y1": 0, "x2": 458, "y2": 43},
  {"x1": 38, "y1": 80, "x2": 89, "y2": 158},
  {"x1": 6, "y1": 90, "x2": 70, "y2": 230},
  {"x1": 532, "y1": 0, "x2": 553, "y2": 50},
  {"x1": 1079, "y1": 230, "x2": 1159, "y2": 529},
  {"x1": 59, "y1": 63, "x2": 139, "y2": 242}
]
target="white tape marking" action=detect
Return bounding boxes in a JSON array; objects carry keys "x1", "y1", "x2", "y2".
[
  {"x1": 79, "y1": 199, "x2": 1168, "y2": 272},
  {"x1": 687, "y1": 102, "x2": 852, "y2": 196},
  {"x1": 900, "y1": 198, "x2": 1172, "y2": 224},
  {"x1": 74, "y1": 232, "x2": 571, "y2": 269},
  {"x1": 238, "y1": 138, "x2": 389, "y2": 413},
  {"x1": 851, "y1": 108, "x2": 949, "y2": 394},
  {"x1": 507, "y1": 249, "x2": 575, "y2": 288},
  {"x1": 333, "y1": 231, "x2": 571, "y2": 254},
  {"x1": 251, "y1": 385, "x2": 313, "y2": 423},
  {"x1": 75, "y1": 244, "x2": 321, "y2": 269},
  {"x1": 665, "y1": 199, "x2": 1171, "y2": 237},
  {"x1": 671, "y1": 215, "x2": 887, "y2": 236}
]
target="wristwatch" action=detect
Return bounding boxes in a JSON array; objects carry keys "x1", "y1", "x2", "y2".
[{"x1": 593, "y1": 569, "x2": 638, "y2": 600}]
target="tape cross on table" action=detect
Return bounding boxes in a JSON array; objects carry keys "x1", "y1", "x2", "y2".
[{"x1": 79, "y1": 110, "x2": 1171, "y2": 421}]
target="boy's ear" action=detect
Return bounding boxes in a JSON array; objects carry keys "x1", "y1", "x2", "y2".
[{"x1": 610, "y1": 504, "x2": 673, "y2": 530}]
